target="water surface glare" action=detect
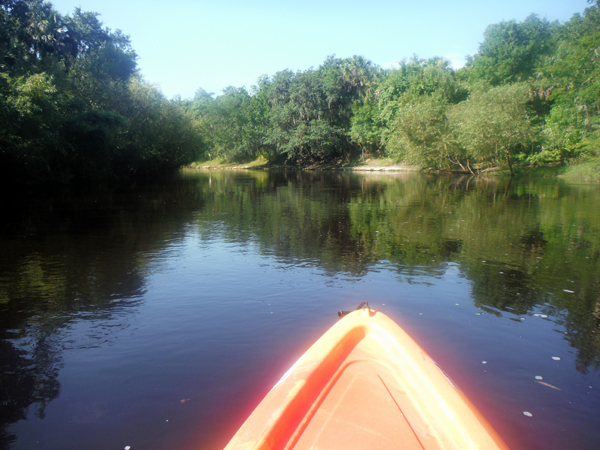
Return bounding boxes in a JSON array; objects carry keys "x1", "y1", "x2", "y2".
[{"x1": 1, "y1": 170, "x2": 599, "y2": 450}]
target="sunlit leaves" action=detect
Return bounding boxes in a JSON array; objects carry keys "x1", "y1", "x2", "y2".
[
  {"x1": 386, "y1": 95, "x2": 460, "y2": 168},
  {"x1": 451, "y1": 83, "x2": 536, "y2": 172},
  {"x1": 539, "y1": 32, "x2": 600, "y2": 159},
  {"x1": 470, "y1": 14, "x2": 555, "y2": 85}
]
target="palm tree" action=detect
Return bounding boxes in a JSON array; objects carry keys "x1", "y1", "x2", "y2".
[{"x1": 341, "y1": 55, "x2": 380, "y2": 101}]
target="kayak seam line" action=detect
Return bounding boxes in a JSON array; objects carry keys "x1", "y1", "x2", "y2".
[{"x1": 377, "y1": 374, "x2": 427, "y2": 450}]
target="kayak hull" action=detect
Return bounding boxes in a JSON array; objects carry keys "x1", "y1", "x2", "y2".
[{"x1": 224, "y1": 308, "x2": 509, "y2": 450}]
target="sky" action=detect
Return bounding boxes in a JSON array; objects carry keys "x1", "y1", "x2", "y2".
[{"x1": 50, "y1": 0, "x2": 590, "y2": 100}]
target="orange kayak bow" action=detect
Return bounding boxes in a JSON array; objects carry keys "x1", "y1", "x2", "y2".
[{"x1": 224, "y1": 305, "x2": 509, "y2": 450}]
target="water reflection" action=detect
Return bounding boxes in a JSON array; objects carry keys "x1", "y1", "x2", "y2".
[
  {"x1": 0, "y1": 333, "x2": 60, "y2": 449},
  {"x1": 187, "y1": 170, "x2": 600, "y2": 371},
  {"x1": 0, "y1": 170, "x2": 599, "y2": 449},
  {"x1": 0, "y1": 183, "x2": 203, "y2": 449}
]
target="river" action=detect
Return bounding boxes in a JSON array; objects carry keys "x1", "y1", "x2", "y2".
[{"x1": 1, "y1": 169, "x2": 599, "y2": 450}]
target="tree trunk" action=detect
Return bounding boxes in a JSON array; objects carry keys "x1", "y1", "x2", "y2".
[{"x1": 466, "y1": 159, "x2": 474, "y2": 174}]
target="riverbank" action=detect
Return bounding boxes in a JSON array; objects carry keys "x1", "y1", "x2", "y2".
[
  {"x1": 188, "y1": 156, "x2": 600, "y2": 182},
  {"x1": 519, "y1": 158, "x2": 600, "y2": 182},
  {"x1": 190, "y1": 156, "x2": 416, "y2": 172}
]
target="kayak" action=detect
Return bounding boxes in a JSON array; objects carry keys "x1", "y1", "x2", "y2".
[{"x1": 224, "y1": 304, "x2": 509, "y2": 450}]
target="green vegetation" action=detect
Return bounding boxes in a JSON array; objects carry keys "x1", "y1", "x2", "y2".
[
  {"x1": 185, "y1": 3, "x2": 600, "y2": 175},
  {"x1": 2, "y1": 1, "x2": 599, "y2": 187},
  {"x1": 0, "y1": 0, "x2": 204, "y2": 187}
]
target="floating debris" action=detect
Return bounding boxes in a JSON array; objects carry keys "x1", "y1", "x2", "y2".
[
  {"x1": 482, "y1": 361, "x2": 487, "y2": 364},
  {"x1": 523, "y1": 411, "x2": 533, "y2": 417},
  {"x1": 520, "y1": 318, "x2": 525, "y2": 321},
  {"x1": 455, "y1": 303, "x2": 459, "y2": 306},
  {"x1": 540, "y1": 315, "x2": 548, "y2": 319},
  {"x1": 552, "y1": 356, "x2": 561, "y2": 361},
  {"x1": 125, "y1": 447, "x2": 131, "y2": 450},
  {"x1": 180, "y1": 399, "x2": 191, "y2": 404},
  {"x1": 564, "y1": 290, "x2": 574, "y2": 294},
  {"x1": 535, "y1": 376, "x2": 543, "y2": 380}
]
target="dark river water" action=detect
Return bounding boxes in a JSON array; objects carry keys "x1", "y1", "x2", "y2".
[{"x1": 1, "y1": 170, "x2": 599, "y2": 450}]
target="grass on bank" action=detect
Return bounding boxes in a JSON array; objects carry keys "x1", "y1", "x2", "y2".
[
  {"x1": 558, "y1": 158, "x2": 600, "y2": 182},
  {"x1": 508, "y1": 158, "x2": 600, "y2": 182}
]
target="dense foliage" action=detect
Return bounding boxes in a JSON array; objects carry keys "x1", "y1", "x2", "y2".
[
  {"x1": 186, "y1": 2, "x2": 600, "y2": 173},
  {"x1": 2, "y1": 1, "x2": 599, "y2": 185},
  {"x1": 187, "y1": 55, "x2": 375, "y2": 164},
  {"x1": 0, "y1": 0, "x2": 204, "y2": 187}
]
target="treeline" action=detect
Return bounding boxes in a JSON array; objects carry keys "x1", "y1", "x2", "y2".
[
  {"x1": 0, "y1": 0, "x2": 204, "y2": 187},
  {"x1": 2, "y1": 2, "x2": 599, "y2": 187},
  {"x1": 187, "y1": 2, "x2": 600, "y2": 173}
]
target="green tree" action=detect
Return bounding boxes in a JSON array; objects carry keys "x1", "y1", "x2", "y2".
[
  {"x1": 371, "y1": 57, "x2": 466, "y2": 162},
  {"x1": 452, "y1": 83, "x2": 536, "y2": 174},
  {"x1": 349, "y1": 102, "x2": 383, "y2": 159},
  {"x1": 0, "y1": 72, "x2": 64, "y2": 183},
  {"x1": 385, "y1": 94, "x2": 463, "y2": 169},
  {"x1": 341, "y1": 55, "x2": 381, "y2": 101},
  {"x1": 260, "y1": 57, "x2": 358, "y2": 162},
  {"x1": 538, "y1": 9, "x2": 600, "y2": 161},
  {"x1": 0, "y1": 1, "x2": 203, "y2": 187},
  {"x1": 470, "y1": 14, "x2": 555, "y2": 85},
  {"x1": 113, "y1": 78, "x2": 205, "y2": 180}
]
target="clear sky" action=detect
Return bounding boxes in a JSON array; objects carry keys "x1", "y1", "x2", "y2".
[{"x1": 50, "y1": 0, "x2": 590, "y2": 99}]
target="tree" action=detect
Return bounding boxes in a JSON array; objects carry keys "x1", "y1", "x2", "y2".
[
  {"x1": 259, "y1": 57, "x2": 358, "y2": 162},
  {"x1": 385, "y1": 94, "x2": 462, "y2": 169},
  {"x1": 538, "y1": 6, "x2": 600, "y2": 161},
  {"x1": 349, "y1": 102, "x2": 383, "y2": 159},
  {"x1": 0, "y1": 1, "x2": 202, "y2": 187},
  {"x1": 369, "y1": 57, "x2": 466, "y2": 160},
  {"x1": 469, "y1": 14, "x2": 555, "y2": 85},
  {"x1": 340, "y1": 55, "x2": 381, "y2": 101},
  {"x1": 451, "y1": 83, "x2": 536, "y2": 174},
  {"x1": 113, "y1": 77, "x2": 205, "y2": 179}
]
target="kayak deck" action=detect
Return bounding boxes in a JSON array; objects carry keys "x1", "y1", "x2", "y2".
[
  {"x1": 225, "y1": 308, "x2": 508, "y2": 450},
  {"x1": 293, "y1": 337, "x2": 438, "y2": 450}
]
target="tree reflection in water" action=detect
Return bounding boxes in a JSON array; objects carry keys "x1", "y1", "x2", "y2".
[
  {"x1": 0, "y1": 182, "x2": 201, "y2": 449},
  {"x1": 0, "y1": 170, "x2": 599, "y2": 449}
]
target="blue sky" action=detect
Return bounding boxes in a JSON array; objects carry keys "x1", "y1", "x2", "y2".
[{"x1": 50, "y1": 0, "x2": 590, "y2": 99}]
